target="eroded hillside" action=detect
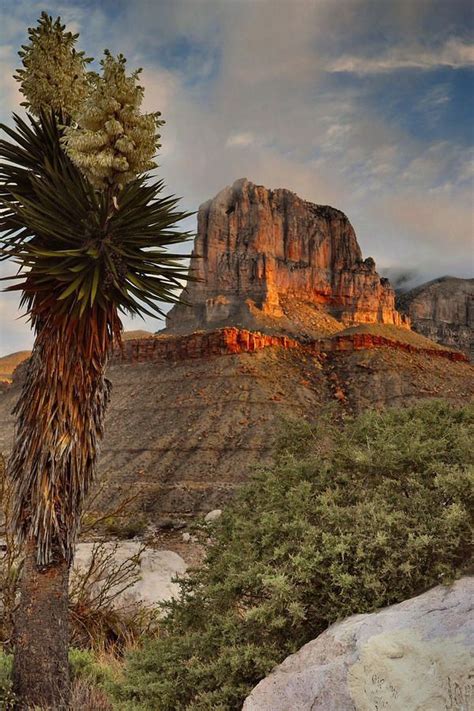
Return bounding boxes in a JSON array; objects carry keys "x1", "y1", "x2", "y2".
[{"x1": 1, "y1": 181, "x2": 472, "y2": 521}]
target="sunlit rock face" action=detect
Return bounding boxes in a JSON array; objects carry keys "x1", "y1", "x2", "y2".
[{"x1": 166, "y1": 178, "x2": 406, "y2": 333}]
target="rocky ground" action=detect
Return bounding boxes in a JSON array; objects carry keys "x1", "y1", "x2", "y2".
[{"x1": 1, "y1": 329, "x2": 472, "y2": 524}]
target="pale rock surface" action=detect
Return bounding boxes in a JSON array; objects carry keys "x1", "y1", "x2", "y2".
[
  {"x1": 74, "y1": 541, "x2": 187, "y2": 606},
  {"x1": 398, "y1": 277, "x2": 474, "y2": 359},
  {"x1": 243, "y1": 577, "x2": 473, "y2": 711},
  {"x1": 166, "y1": 178, "x2": 406, "y2": 334},
  {"x1": 205, "y1": 508, "x2": 222, "y2": 523}
]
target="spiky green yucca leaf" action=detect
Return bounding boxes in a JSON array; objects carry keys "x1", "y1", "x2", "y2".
[
  {"x1": 0, "y1": 110, "x2": 193, "y2": 322},
  {"x1": 1, "y1": 108, "x2": 193, "y2": 565}
]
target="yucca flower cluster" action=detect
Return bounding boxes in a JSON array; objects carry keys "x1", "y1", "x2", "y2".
[
  {"x1": 14, "y1": 11, "x2": 92, "y2": 118},
  {"x1": 63, "y1": 51, "x2": 163, "y2": 190}
]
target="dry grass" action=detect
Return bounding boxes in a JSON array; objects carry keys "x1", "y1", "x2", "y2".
[{"x1": 69, "y1": 678, "x2": 114, "y2": 710}]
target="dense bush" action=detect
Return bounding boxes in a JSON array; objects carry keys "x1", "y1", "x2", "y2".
[
  {"x1": 116, "y1": 401, "x2": 473, "y2": 710},
  {"x1": 103, "y1": 515, "x2": 148, "y2": 540}
]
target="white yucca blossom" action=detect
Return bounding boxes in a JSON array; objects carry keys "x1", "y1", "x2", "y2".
[
  {"x1": 14, "y1": 12, "x2": 92, "y2": 117},
  {"x1": 63, "y1": 51, "x2": 163, "y2": 189}
]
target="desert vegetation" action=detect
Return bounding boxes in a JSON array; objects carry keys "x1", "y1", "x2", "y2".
[
  {"x1": 114, "y1": 400, "x2": 472, "y2": 710},
  {"x1": 0, "y1": 401, "x2": 471, "y2": 708},
  {"x1": 0, "y1": 11, "x2": 190, "y2": 707}
]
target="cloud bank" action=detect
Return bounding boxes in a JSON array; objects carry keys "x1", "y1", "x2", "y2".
[{"x1": 0, "y1": 0, "x2": 473, "y2": 353}]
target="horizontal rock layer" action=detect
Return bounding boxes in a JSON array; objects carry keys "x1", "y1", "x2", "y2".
[
  {"x1": 112, "y1": 328, "x2": 468, "y2": 365},
  {"x1": 166, "y1": 178, "x2": 407, "y2": 333}
]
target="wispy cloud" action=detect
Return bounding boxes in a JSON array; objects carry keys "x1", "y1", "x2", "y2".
[
  {"x1": 226, "y1": 132, "x2": 255, "y2": 148},
  {"x1": 329, "y1": 39, "x2": 474, "y2": 75},
  {"x1": 0, "y1": 0, "x2": 473, "y2": 353}
]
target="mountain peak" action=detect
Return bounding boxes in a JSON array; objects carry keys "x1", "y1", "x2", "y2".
[{"x1": 166, "y1": 179, "x2": 407, "y2": 335}]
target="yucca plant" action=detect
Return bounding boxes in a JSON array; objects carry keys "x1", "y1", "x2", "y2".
[{"x1": 0, "y1": 13, "x2": 191, "y2": 709}]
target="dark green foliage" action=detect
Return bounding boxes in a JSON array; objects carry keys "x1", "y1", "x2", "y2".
[
  {"x1": 0, "y1": 111, "x2": 192, "y2": 321},
  {"x1": 117, "y1": 401, "x2": 473, "y2": 710}
]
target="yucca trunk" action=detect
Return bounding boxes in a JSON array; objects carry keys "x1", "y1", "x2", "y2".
[
  {"x1": 13, "y1": 540, "x2": 70, "y2": 709},
  {"x1": 9, "y1": 305, "x2": 118, "y2": 709}
]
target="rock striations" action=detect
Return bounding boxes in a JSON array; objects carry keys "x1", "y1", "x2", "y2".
[
  {"x1": 1, "y1": 181, "x2": 472, "y2": 521},
  {"x1": 166, "y1": 178, "x2": 407, "y2": 334},
  {"x1": 398, "y1": 276, "x2": 473, "y2": 359}
]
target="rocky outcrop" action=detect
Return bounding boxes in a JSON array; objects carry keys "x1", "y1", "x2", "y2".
[
  {"x1": 398, "y1": 277, "x2": 473, "y2": 359},
  {"x1": 166, "y1": 179, "x2": 407, "y2": 334},
  {"x1": 317, "y1": 332, "x2": 467, "y2": 362},
  {"x1": 244, "y1": 577, "x2": 473, "y2": 711},
  {"x1": 112, "y1": 329, "x2": 301, "y2": 363},
  {"x1": 1, "y1": 343, "x2": 472, "y2": 519},
  {"x1": 112, "y1": 328, "x2": 468, "y2": 366}
]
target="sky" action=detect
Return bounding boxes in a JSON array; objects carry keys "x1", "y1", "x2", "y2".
[{"x1": 0, "y1": 0, "x2": 473, "y2": 354}]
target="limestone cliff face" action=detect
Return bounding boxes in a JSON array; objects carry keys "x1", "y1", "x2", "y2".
[
  {"x1": 166, "y1": 178, "x2": 406, "y2": 333},
  {"x1": 397, "y1": 277, "x2": 473, "y2": 358}
]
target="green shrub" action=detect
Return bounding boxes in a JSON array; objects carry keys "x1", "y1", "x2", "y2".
[
  {"x1": 104, "y1": 515, "x2": 147, "y2": 540},
  {"x1": 109, "y1": 403, "x2": 473, "y2": 709},
  {"x1": 69, "y1": 648, "x2": 117, "y2": 689},
  {"x1": 0, "y1": 650, "x2": 14, "y2": 710}
]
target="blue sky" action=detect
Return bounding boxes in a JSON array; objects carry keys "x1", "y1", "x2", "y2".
[{"x1": 0, "y1": 0, "x2": 473, "y2": 353}]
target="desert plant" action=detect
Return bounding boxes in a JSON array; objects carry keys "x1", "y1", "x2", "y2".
[
  {"x1": 117, "y1": 401, "x2": 473, "y2": 710},
  {"x1": 103, "y1": 515, "x2": 148, "y2": 540},
  {"x1": 0, "y1": 12, "x2": 191, "y2": 708},
  {"x1": 0, "y1": 456, "x2": 22, "y2": 652},
  {"x1": 70, "y1": 541, "x2": 157, "y2": 651}
]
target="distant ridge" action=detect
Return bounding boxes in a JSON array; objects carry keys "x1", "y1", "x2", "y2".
[
  {"x1": 397, "y1": 276, "x2": 473, "y2": 358},
  {"x1": 0, "y1": 331, "x2": 154, "y2": 381},
  {"x1": 0, "y1": 351, "x2": 31, "y2": 382}
]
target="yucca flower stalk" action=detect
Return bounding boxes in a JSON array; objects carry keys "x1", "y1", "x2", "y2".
[
  {"x1": 63, "y1": 49, "x2": 162, "y2": 189},
  {"x1": 0, "y1": 13, "x2": 192, "y2": 708}
]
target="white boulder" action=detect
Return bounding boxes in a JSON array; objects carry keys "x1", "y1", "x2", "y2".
[
  {"x1": 204, "y1": 509, "x2": 222, "y2": 523},
  {"x1": 73, "y1": 541, "x2": 187, "y2": 607},
  {"x1": 243, "y1": 577, "x2": 473, "y2": 711}
]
